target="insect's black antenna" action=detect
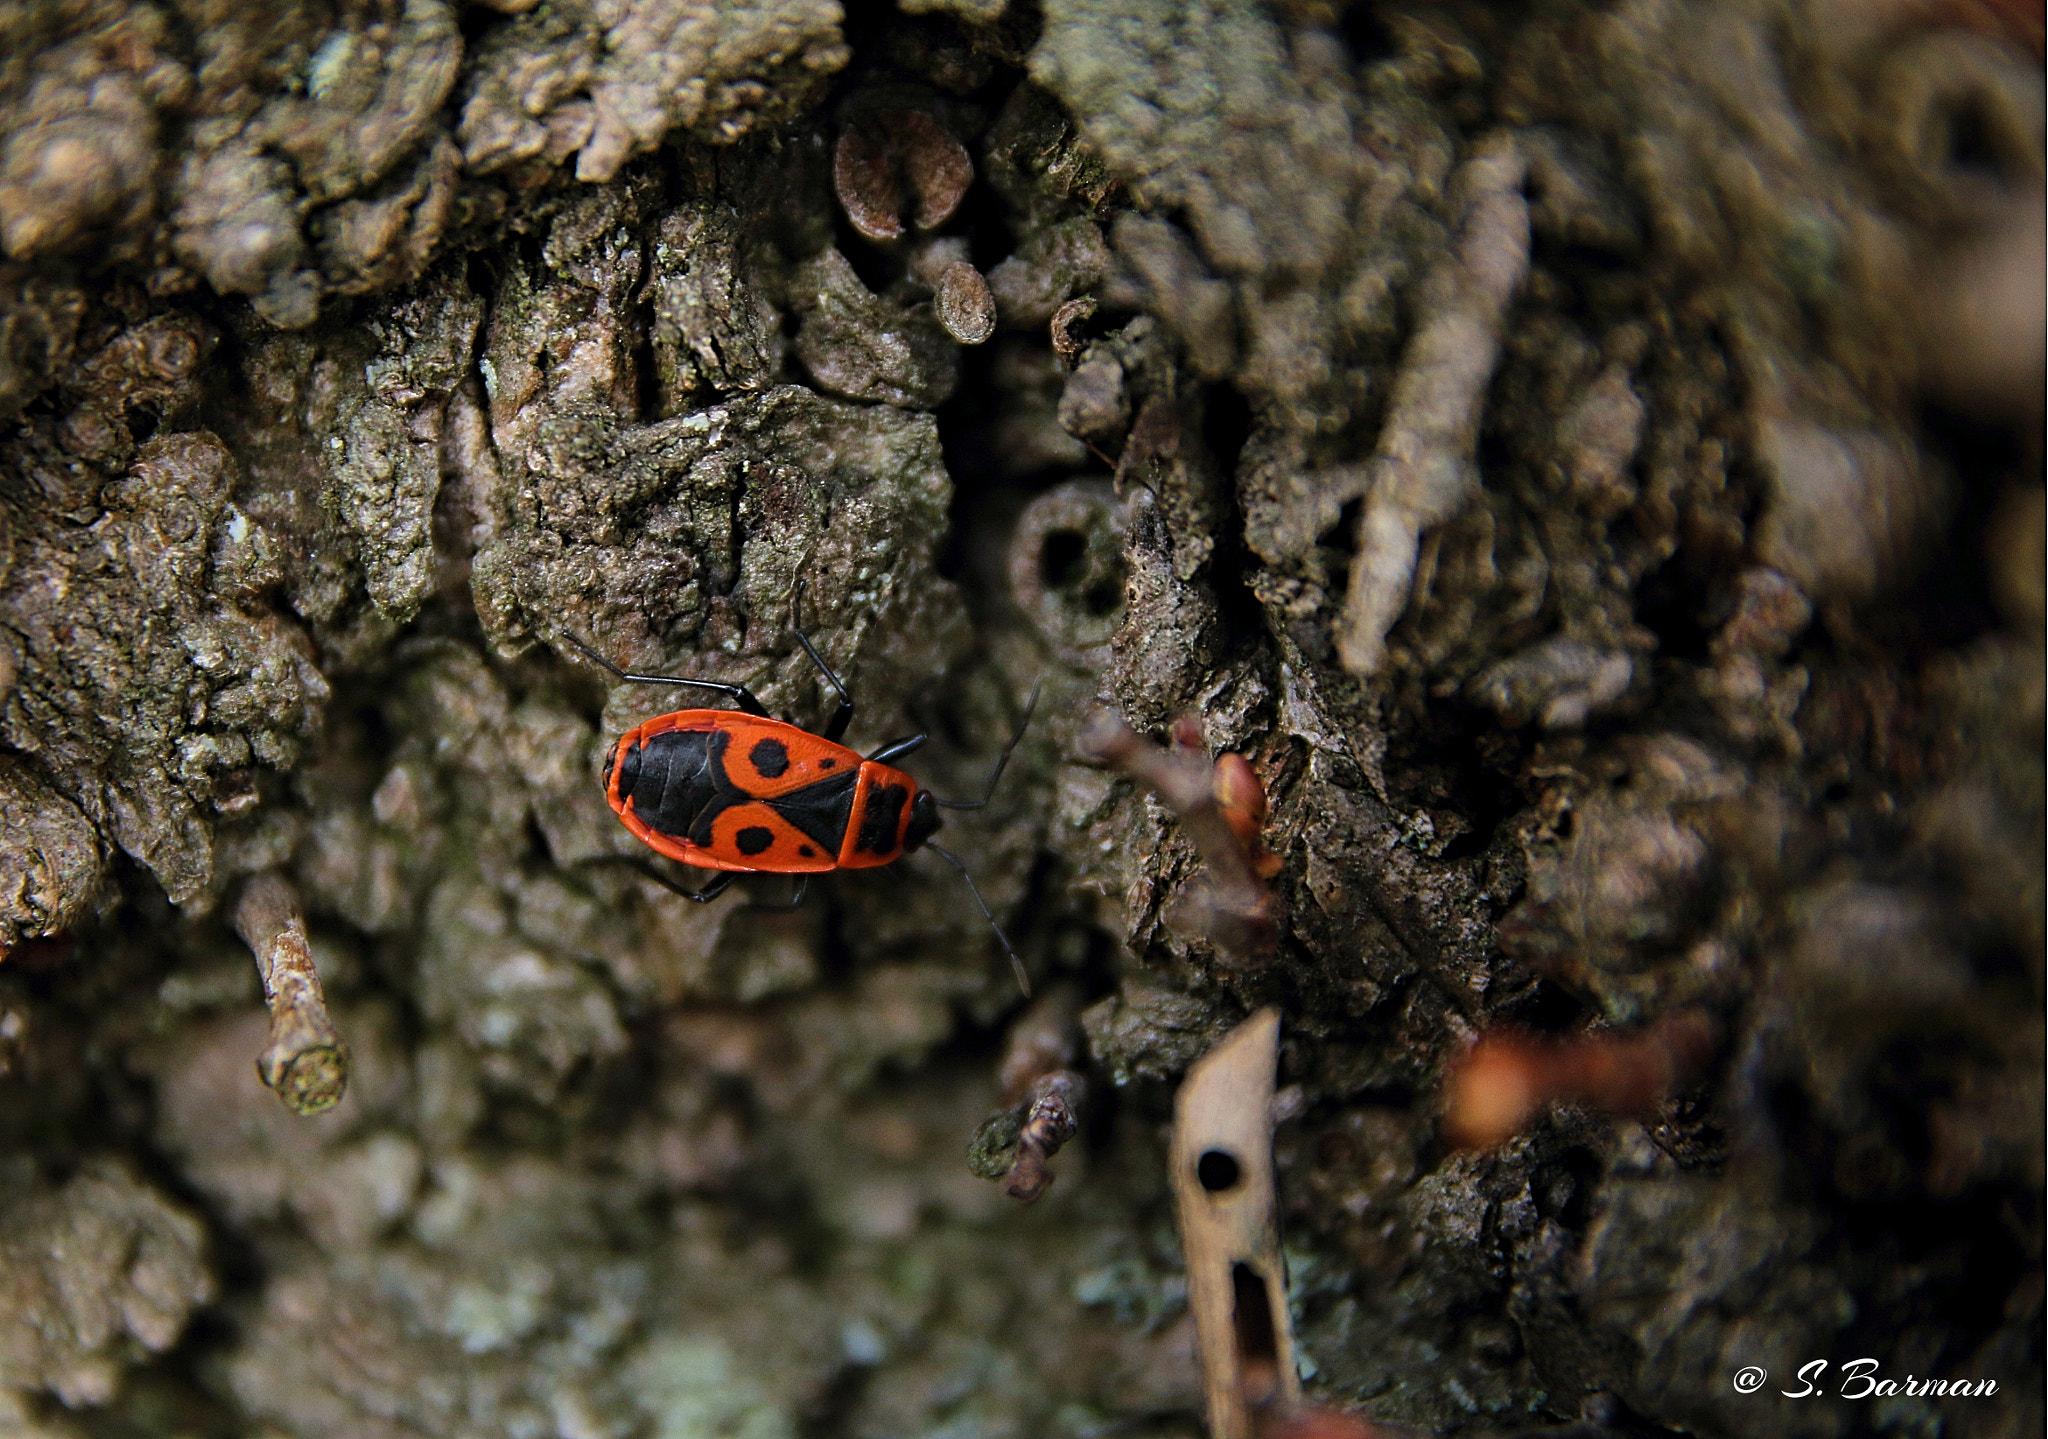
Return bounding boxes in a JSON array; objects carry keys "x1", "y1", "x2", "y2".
[
  {"x1": 558, "y1": 630, "x2": 631, "y2": 681},
  {"x1": 934, "y1": 682, "x2": 1042, "y2": 811},
  {"x1": 555, "y1": 631, "x2": 769, "y2": 716},
  {"x1": 925, "y1": 841, "x2": 1030, "y2": 997}
]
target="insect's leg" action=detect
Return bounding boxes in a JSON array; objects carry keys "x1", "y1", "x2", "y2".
[
  {"x1": 558, "y1": 631, "x2": 769, "y2": 717},
  {"x1": 924, "y1": 842, "x2": 1029, "y2": 997},
  {"x1": 581, "y1": 855, "x2": 735, "y2": 903},
  {"x1": 933, "y1": 682, "x2": 1041, "y2": 811},
  {"x1": 681, "y1": 871, "x2": 737, "y2": 904},
  {"x1": 789, "y1": 583, "x2": 855, "y2": 743},
  {"x1": 744, "y1": 875, "x2": 809, "y2": 912}
]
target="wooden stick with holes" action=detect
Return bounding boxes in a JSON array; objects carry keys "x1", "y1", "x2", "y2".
[{"x1": 1173, "y1": 1007, "x2": 1299, "y2": 1438}]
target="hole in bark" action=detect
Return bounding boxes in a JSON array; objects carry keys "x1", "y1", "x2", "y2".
[
  {"x1": 525, "y1": 813, "x2": 554, "y2": 864},
  {"x1": 1935, "y1": 86, "x2": 2033, "y2": 187},
  {"x1": 1230, "y1": 1262, "x2": 1281, "y2": 1403},
  {"x1": 630, "y1": 328, "x2": 660, "y2": 422},
  {"x1": 1197, "y1": 1148, "x2": 1242, "y2": 1191},
  {"x1": 1040, "y1": 528, "x2": 1087, "y2": 589},
  {"x1": 1340, "y1": 4, "x2": 1399, "y2": 65},
  {"x1": 1082, "y1": 575, "x2": 1123, "y2": 617},
  {"x1": 1319, "y1": 496, "x2": 1365, "y2": 587},
  {"x1": 1885, "y1": 401, "x2": 2017, "y2": 651},
  {"x1": 1034, "y1": 525, "x2": 1128, "y2": 620},
  {"x1": 835, "y1": 217, "x2": 900, "y2": 293},
  {"x1": 1509, "y1": 977, "x2": 1586, "y2": 1033},
  {"x1": 1944, "y1": 94, "x2": 2002, "y2": 173},
  {"x1": 1633, "y1": 556, "x2": 1717, "y2": 664},
  {"x1": 458, "y1": 1, "x2": 509, "y2": 43},
  {"x1": 1202, "y1": 381, "x2": 1252, "y2": 481},
  {"x1": 1541, "y1": 1145, "x2": 1602, "y2": 1230},
  {"x1": 1323, "y1": 495, "x2": 1363, "y2": 553}
]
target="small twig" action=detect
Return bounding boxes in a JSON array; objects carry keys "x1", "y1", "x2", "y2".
[
  {"x1": 232, "y1": 875, "x2": 349, "y2": 1117},
  {"x1": 1208, "y1": 747, "x2": 1282, "y2": 881},
  {"x1": 1173, "y1": 1008, "x2": 1299, "y2": 1439},
  {"x1": 968, "y1": 984, "x2": 1089, "y2": 1202},
  {"x1": 1004, "y1": 1070, "x2": 1085, "y2": 1202},
  {"x1": 997, "y1": 981, "x2": 1084, "y2": 1104},
  {"x1": 1335, "y1": 134, "x2": 1530, "y2": 676},
  {"x1": 1176, "y1": 1013, "x2": 1393, "y2": 1439},
  {"x1": 1078, "y1": 708, "x2": 1278, "y2": 959},
  {"x1": 1441, "y1": 1009, "x2": 1717, "y2": 1150}
]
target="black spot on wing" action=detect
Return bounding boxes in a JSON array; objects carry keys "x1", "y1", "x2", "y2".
[
  {"x1": 749, "y1": 736, "x2": 790, "y2": 778},
  {"x1": 819, "y1": 757, "x2": 836, "y2": 769},
  {"x1": 736, "y1": 826, "x2": 774, "y2": 856},
  {"x1": 855, "y1": 782, "x2": 909, "y2": 855},
  {"x1": 769, "y1": 769, "x2": 859, "y2": 853}
]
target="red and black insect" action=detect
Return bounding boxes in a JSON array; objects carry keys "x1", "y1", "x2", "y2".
[{"x1": 562, "y1": 599, "x2": 1035, "y2": 993}]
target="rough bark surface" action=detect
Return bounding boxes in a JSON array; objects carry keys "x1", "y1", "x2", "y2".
[{"x1": 0, "y1": 2, "x2": 2040, "y2": 1437}]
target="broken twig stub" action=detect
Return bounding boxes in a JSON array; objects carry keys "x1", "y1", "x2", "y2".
[
  {"x1": 232, "y1": 874, "x2": 349, "y2": 1116},
  {"x1": 1172, "y1": 1007, "x2": 1299, "y2": 1439},
  {"x1": 968, "y1": 984, "x2": 1088, "y2": 1202},
  {"x1": 1004, "y1": 1070, "x2": 1085, "y2": 1202},
  {"x1": 1440, "y1": 1009, "x2": 1717, "y2": 1151}
]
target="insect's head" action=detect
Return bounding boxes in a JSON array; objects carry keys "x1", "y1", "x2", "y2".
[{"x1": 904, "y1": 788, "x2": 943, "y2": 852}]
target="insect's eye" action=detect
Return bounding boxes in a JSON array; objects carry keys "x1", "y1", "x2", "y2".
[{"x1": 904, "y1": 790, "x2": 942, "y2": 851}]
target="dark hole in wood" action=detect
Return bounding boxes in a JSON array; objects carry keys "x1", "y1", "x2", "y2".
[
  {"x1": 1941, "y1": 91, "x2": 2008, "y2": 179},
  {"x1": 1231, "y1": 1261, "x2": 1281, "y2": 1404},
  {"x1": 1197, "y1": 1148, "x2": 1241, "y2": 1192},
  {"x1": 1040, "y1": 528, "x2": 1088, "y2": 588}
]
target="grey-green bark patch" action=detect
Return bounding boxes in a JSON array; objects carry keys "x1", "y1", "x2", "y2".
[
  {"x1": 0, "y1": 431, "x2": 328, "y2": 905},
  {"x1": 0, "y1": 1159, "x2": 215, "y2": 1408},
  {"x1": 325, "y1": 274, "x2": 484, "y2": 623},
  {"x1": 0, "y1": 756, "x2": 104, "y2": 949},
  {"x1": 2, "y1": 0, "x2": 850, "y2": 327}
]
